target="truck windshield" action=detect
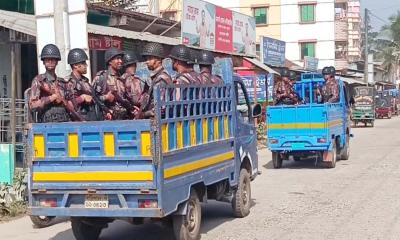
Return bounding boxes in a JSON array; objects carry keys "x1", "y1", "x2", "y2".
[{"x1": 355, "y1": 88, "x2": 373, "y2": 97}]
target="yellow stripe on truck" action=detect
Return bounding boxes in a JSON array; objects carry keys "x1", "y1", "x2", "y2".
[
  {"x1": 103, "y1": 132, "x2": 115, "y2": 157},
  {"x1": 164, "y1": 151, "x2": 234, "y2": 179},
  {"x1": 68, "y1": 133, "x2": 79, "y2": 158}
]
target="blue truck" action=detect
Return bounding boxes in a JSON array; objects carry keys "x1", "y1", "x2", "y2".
[
  {"x1": 27, "y1": 77, "x2": 261, "y2": 240},
  {"x1": 267, "y1": 73, "x2": 351, "y2": 168}
]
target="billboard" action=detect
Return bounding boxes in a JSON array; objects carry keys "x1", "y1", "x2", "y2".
[
  {"x1": 240, "y1": 75, "x2": 267, "y2": 103},
  {"x1": 304, "y1": 56, "x2": 319, "y2": 71},
  {"x1": 260, "y1": 36, "x2": 286, "y2": 67},
  {"x1": 182, "y1": 0, "x2": 256, "y2": 56}
]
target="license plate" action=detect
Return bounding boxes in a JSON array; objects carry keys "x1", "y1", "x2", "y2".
[
  {"x1": 84, "y1": 195, "x2": 109, "y2": 209},
  {"x1": 292, "y1": 143, "x2": 305, "y2": 149}
]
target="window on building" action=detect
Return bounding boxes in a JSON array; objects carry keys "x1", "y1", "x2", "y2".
[
  {"x1": 161, "y1": 10, "x2": 177, "y2": 21},
  {"x1": 300, "y1": 4, "x2": 315, "y2": 23},
  {"x1": 253, "y1": 7, "x2": 268, "y2": 25},
  {"x1": 335, "y1": 41, "x2": 348, "y2": 59},
  {"x1": 300, "y1": 42, "x2": 316, "y2": 59}
]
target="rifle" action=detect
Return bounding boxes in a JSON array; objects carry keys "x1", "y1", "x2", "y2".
[
  {"x1": 77, "y1": 81, "x2": 113, "y2": 117},
  {"x1": 40, "y1": 82, "x2": 84, "y2": 121}
]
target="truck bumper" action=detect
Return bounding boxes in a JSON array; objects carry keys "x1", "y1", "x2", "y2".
[{"x1": 29, "y1": 207, "x2": 164, "y2": 218}]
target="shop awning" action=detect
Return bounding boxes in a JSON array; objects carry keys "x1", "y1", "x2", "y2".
[
  {"x1": 0, "y1": 9, "x2": 180, "y2": 45},
  {"x1": 340, "y1": 77, "x2": 366, "y2": 85},
  {"x1": 244, "y1": 57, "x2": 280, "y2": 75}
]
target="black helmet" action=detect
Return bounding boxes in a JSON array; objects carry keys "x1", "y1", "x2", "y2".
[
  {"x1": 40, "y1": 44, "x2": 61, "y2": 61},
  {"x1": 169, "y1": 44, "x2": 190, "y2": 62},
  {"x1": 280, "y1": 68, "x2": 290, "y2": 78},
  {"x1": 68, "y1": 48, "x2": 88, "y2": 65},
  {"x1": 198, "y1": 50, "x2": 215, "y2": 65},
  {"x1": 141, "y1": 42, "x2": 165, "y2": 58},
  {"x1": 322, "y1": 66, "x2": 336, "y2": 76},
  {"x1": 123, "y1": 51, "x2": 139, "y2": 67},
  {"x1": 105, "y1": 48, "x2": 124, "y2": 64},
  {"x1": 289, "y1": 71, "x2": 297, "y2": 81},
  {"x1": 187, "y1": 49, "x2": 199, "y2": 64}
]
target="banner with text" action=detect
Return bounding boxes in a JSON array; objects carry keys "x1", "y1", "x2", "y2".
[
  {"x1": 182, "y1": 0, "x2": 256, "y2": 56},
  {"x1": 260, "y1": 36, "x2": 286, "y2": 67}
]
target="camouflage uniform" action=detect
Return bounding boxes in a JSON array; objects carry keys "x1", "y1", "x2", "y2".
[
  {"x1": 322, "y1": 78, "x2": 339, "y2": 103},
  {"x1": 140, "y1": 66, "x2": 172, "y2": 119},
  {"x1": 92, "y1": 66, "x2": 130, "y2": 120},
  {"x1": 62, "y1": 73, "x2": 101, "y2": 121},
  {"x1": 175, "y1": 71, "x2": 202, "y2": 85},
  {"x1": 199, "y1": 70, "x2": 223, "y2": 85},
  {"x1": 29, "y1": 72, "x2": 71, "y2": 122},
  {"x1": 274, "y1": 80, "x2": 299, "y2": 105},
  {"x1": 122, "y1": 72, "x2": 145, "y2": 108}
]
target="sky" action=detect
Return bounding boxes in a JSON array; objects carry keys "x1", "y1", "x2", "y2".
[{"x1": 361, "y1": 0, "x2": 400, "y2": 31}]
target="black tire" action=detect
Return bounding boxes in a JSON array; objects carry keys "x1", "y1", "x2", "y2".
[
  {"x1": 173, "y1": 189, "x2": 201, "y2": 240},
  {"x1": 30, "y1": 215, "x2": 56, "y2": 228},
  {"x1": 371, "y1": 121, "x2": 374, "y2": 127},
  {"x1": 232, "y1": 168, "x2": 251, "y2": 218},
  {"x1": 71, "y1": 218, "x2": 102, "y2": 240},
  {"x1": 339, "y1": 136, "x2": 350, "y2": 161},
  {"x1": 272, "y1": 152, "x2": 283, "y2": 169},
  {"x1": 325, "y1": 142, "x2": 337, "y2": 168}
]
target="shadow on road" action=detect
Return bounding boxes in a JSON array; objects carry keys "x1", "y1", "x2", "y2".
[
  {"x1": 48, "y1": 201, "x2": 253, "y2": 240},
  {"x1": 264, "y1": 158, "x2": 333, "y2": 170}
]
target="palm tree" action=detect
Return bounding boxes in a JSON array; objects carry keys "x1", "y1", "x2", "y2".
[{"x1": 375, "y1": 12, "x2": 400, "y2": 82}]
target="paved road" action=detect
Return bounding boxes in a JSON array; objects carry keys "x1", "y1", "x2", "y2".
[{"x1": 2, "y1": 117, "x2": 400, "y2": 240}]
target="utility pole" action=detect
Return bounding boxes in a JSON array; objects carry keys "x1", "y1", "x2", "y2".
[
  {"x1": 364, "y1": 8, "x2": 369, "y2": 84},
  {"x1": 54, "y1": 0, "x2": 69, "y2": 78}
]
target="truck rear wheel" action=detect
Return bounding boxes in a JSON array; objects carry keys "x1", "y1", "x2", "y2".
[
  {"x1": 71, "y1": 218, "x2": 103, "y2": 240},
  {"x1": 324, "y1": 142, "x2": 337, "y2": 168},
  {"x1": 272, "y1": 152, "x2": 283, "y2": 169},
  {"x1": 29, "y1": 215, "x2": 55, "y2": 228},
  {"x1": 232, "y1": 168, "x2": 251, "y2": 218},
  {"x1": 339, "y1": 137, "x2": 350, "y2": 161},
  {"x1": 173, "y1": 189, "x2": 201, "y2": 240}
]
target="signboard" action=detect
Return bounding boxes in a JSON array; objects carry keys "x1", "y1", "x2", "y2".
[
  {"x1": 182, "y1": 0, "x2": 256, "y2": 56},
  {"x1": 88, "y1": 34, "x2": 123, "y2": 50},
  {"x1": 304, "y1": 56, "x2": 319, "y2": 71},
  {"x1": 240, "y1": 75, "x2": 267, "y2": 102},
  {"x1": 267, "y1": 73, "x2": 274, "y2": 102},
  {"x1": 260, "y1": 37, "x2": 286, "y2": 67}
]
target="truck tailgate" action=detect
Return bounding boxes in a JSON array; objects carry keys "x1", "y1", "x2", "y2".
[{"x1": 29, "y1": 120, "x2": 156, "y2": 190}]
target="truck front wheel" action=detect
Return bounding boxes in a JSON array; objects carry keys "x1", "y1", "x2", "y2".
[
  {"x1": 173, "y1": 189, "x2": 201, "y2": 240},
  {"x1": 232, "y1": 168, "x2": 251, "y2": 218},
  {"x1": 324, "y1": 142, "x2": 337, "y2": 168},
  {"x1": 71, "y1": 218, "x2": 103, "y2": 240},
  {"x1": 272, "y1": 152, "x2": 283, "y2": 169}
]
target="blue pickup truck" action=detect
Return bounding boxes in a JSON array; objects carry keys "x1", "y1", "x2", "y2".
[
  {"x1": 267, "y1": 73, "x2": 351, "y2": 168},
  {"x1": 27, "y1": 77, "x2": 261, "y2": 240}
]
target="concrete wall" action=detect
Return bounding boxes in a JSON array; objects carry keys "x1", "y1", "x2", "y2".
[
  {"x1": 239, "y1": 0, "x2": 281, "y2": 41},
  {"x1": 281, "y1": 0, "x2": 335, "y2": 69}
]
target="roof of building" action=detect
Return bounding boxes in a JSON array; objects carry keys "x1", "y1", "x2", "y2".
[
  {"x1": 0, "y1": 9, "x2": 180, "y2": 45},
  {"x1": 244, "y1": 57, "x2": 280, "y2": 75}
]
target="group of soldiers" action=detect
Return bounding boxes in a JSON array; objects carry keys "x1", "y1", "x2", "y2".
[
  {"x1": 29, "y1": 43, "x2": 222, "y2": 123},
  {"x1": 273, "y1": 66, "x2": 339, "y2": 105}
]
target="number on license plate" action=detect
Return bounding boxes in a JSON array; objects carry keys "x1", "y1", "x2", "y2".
[{"x1": 84, "y1": 195, "x2": 109, "y2": 209}]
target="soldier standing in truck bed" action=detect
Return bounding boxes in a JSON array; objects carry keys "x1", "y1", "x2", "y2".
[
  {"x1": 62, "y1": 48, "x2": 102, "y2": 121},
  {"x1": 29, "y1": 44, "x2": 75, "y2": 122},
  {"x1": 137, "y1": 42, "x2": 172, "y2": 119},
  {"x1": 92, "y1": 48, "x2": 131, "y2": 120}
]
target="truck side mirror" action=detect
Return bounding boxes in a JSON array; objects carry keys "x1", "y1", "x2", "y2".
[{"x1": 252, "y1": 103, "x2": 262, "y2": 118}]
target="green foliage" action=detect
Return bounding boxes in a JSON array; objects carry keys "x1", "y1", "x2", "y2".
[{"x1": 0, "y1": 170, "x2": 27, "y2": 217}]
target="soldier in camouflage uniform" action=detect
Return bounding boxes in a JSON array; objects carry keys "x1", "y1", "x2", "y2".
[
  {"x1": 319, "y1": 66, "x2": 339, "y2": 103},
  {"x1": 29, "y1": 44, "x2": 74, "y2": 122},
  {"x1": 198, "y1": 50, "x2": 223, "y2": 85},
  {"x1": 92, "y1": 48, "x2": 131, "y2": 120},
  {"x1": 61, "y1": 48, "x2": 102, "y2": 121},
  {"x1": 138, "y1": 42, "x2": 172, "y2": 119},
  {"x1": 121, "y1": 51, "x2": 145, "y2": 117},
  {"x1": 170, "y1": 44, "x2": 202, "y2": 85},
  {"x1": 274, "y1": 68, "x2": 300, "y2": 105}
]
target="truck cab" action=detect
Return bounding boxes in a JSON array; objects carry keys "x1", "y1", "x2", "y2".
[{"x1": 267, "y1": 73, "x2": 351, "y2": 168}]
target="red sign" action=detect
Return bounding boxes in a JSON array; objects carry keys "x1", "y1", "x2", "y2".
[
  {"x1": 88, "y1": 34, "x2": 123, "y2": 50},
  {"x1": 215, "y1": 6, "x2": 233, "y2": 52}
]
